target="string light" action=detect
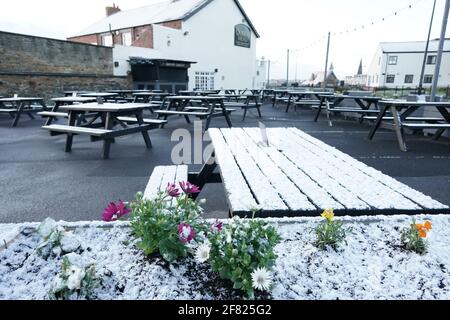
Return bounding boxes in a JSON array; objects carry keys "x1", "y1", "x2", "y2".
[{"x1": 293, "y1": 0, "x2": 426, "y2": 52}]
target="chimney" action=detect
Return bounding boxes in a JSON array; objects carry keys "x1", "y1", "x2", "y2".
[{"x1": 106, "y1": 4, "x2": 121, "y2": 17}]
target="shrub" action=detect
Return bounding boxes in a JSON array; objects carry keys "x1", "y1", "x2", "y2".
[
  {"x1": 314, "y1": 209, "x2": 350, "y2": 251},
  {"x1": 207, "y1": 216, "x2": 281, "y2": 299},
  {"x1": 401, "y1": 220, "x2": 432, "y2": 254},
  {"x1": 130, "y1": 182, "x2": 208, "y2": 263}
]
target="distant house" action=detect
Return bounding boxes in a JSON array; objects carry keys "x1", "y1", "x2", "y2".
[
  {"x1": 366, "y1": 39, "x2": 450, "y2": 88},
  {"x1": 68, "y1": 0, "x2": 263, "y2": 91},
  {"x1": 345, "y1": 59, "x2": 368, "y2": 87},
  {"x1": 309, "y1": 70, "x2": 339, "y2": 87}
]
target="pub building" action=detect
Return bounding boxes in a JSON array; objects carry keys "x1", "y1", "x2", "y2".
[{"x1": 68, "y1": 0, "x2": 266, "y2": 92}]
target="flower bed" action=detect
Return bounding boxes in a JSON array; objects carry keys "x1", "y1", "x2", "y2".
[{"x1": 1, "y1": 214, "x2": 450, "y2": 300}]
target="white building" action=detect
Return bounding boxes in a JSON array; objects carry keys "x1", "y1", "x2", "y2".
[
  {"x1": 68, "y1": 0, "x2": 262, "y2": 91},
  {"x1": 366, "y1": 39, "x2": 450, "y2": 88}
]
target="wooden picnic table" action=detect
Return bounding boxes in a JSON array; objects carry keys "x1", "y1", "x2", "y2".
[
  {"x1": 0, "y1": 97, "x2": 47, "y2": 127},
  {"x1": 368, "y1": 100, "x2": 450, "y2": 151},
  {"x1": 132, "y1": 92, "x2": 172, "y2": 103},
  {"x1": 191, "y1": 127, "x2": 449, "y2": 217},
  {"x1": 314, "y1": 94, "x2": 382, "y2": 125},
  {"x1": 42, "y1": 103, "x2": 164, "y2": 159},
  {"x1": 155, "y1": 95, "x2": 233, "y2": 131},
  {"x1": 80, "y1": 92, "x2": 119, "y2": 100},
  {"x1": 211, "y1": 94, "x2": 262, "y2": 121},
  {"x1": 39, "y1": 97, "x2": 97, "y2": 125},
  {"x1": 285, "y1": 91, "x2": 332, "y2": 113}
]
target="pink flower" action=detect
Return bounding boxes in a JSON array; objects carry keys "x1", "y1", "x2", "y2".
[
  {"x1": 102, "y1": 200, "x2": 131, "y2": 222},
  {"x1": 211, "y1": 220, "x2": 223, "y2": 233},
  {"x1": 178, "y1": 223, "x2": 196, "y2": 244},
  {"x1": 179, "y1": 181, "x2": 201, "y2": 195},
  {"x1": 166, "y1": 183, "x2": 181, "y2": 198}
]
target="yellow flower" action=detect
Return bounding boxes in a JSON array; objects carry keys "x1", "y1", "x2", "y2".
[{"x1": 321, "y1": 209, "x2": 335, "y2": 221}]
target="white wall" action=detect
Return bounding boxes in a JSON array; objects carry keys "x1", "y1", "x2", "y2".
[
  {"x1": 112, "y1": 0, "x2": 258, "y2": 89},
  {"x1": 367, "y1": 45, "x2": 450, "y2": 88},
  {"x1": 112, "y1": 45, "x2": 163, "y2": 76},
  {"x1": 153, "y1": 0, "x2": 258, "y2": 90}
]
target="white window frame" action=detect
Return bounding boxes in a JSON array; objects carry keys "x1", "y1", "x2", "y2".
[
  {"x1": 427, "y1": 55, "x2": 437, "y2": 65},
  {"x1": 194, "y1": 72, "x2": 215, "y2": 91},
  {"x1": 388, "y1": 56, "x2": 398, "y2": 65},
  {"x1": 404, "y1": 74, "x2": 414, "y2": 84},
  {"x1": 423, "y1": 75, "x2": 433, "y2": 84},
  {"x1": 102, "y1": 34, "x2": 113, "y2": 47},
  {"x1": 121, "y1": 31, "x2": 132, "y2": 46}
]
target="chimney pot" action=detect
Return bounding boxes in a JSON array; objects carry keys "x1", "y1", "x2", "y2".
[{"x1": 106, "y1": 4, "x2": 121, "y2": 17}]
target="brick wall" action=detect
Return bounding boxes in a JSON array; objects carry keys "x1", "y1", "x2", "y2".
[
  {"x1": 132, "y1": 25, "x2": 153, "y2": 48},
  {"x1": 69, "y1": 34, "x2": 100, "y2": 46},
  {"x1": 67, "y1": 20, "x2": 183, "y2": 49},
  {"x1": 159, "y1": 20, "x2": 182, "y2": 30},
  {"x1": 0, "y1": 31, "x2": 132, "y2": 102},
  {"x1": 0, "y1": 75, "x2": 131, "y2": 103}
]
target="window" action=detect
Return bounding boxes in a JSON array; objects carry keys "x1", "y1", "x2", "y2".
[
  {"x1": 194, "y1": 72, "x2": 215, "y2": 90},
  {"x1": 122, "y1": 32, "x2": 132, "y2": 46},
  {"x1": 388, "y1": 56, "x2": 398, "y2": 65},
  {"x1": 386, "y1": 74, "x2": 395, "y2": 83},
  {"x1": 375, "y1": 75, "x2": 379, "y2": 83},
  {"x1": 427, "y1": 55, "x2": 437, "y2": 65},
  {"x1": 424, "y1": 75, "x2": 433, "y2": 84},
  {"x1": 102, "y1": 34, "x2": 113, "y2": 47},
  {"x1": 404, "y1": 74, "x2": 414, "y2": 84}
]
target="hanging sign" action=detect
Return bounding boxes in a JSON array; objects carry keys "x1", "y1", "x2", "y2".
[{"x1": 234, "y1": 24, "x2": 251, "y2": 48}]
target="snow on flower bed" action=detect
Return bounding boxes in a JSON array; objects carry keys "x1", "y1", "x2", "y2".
[{"x1": 1, "y1": 215, "x2": 450, "y2": 300}]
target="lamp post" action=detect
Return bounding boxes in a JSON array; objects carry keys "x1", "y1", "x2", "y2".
[
  {"x1": 418, "y1": 0, "x2": 437, "y2": 95},
  {"x1": 431, "y1": 0, "x2": 450, "y2": 101},
  {"x1": 323, "y1": 32, "x2": 331, "y2": 89}
]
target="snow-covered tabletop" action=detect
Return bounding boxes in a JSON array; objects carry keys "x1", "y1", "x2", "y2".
[
  {"x1": 1, "y1": 215, "x2": 450, "y2": 300},
  {"x1": 207, "y1": 127, "x2": 449, "y2": 217}
]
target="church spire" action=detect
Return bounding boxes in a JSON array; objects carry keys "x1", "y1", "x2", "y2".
[{"x1": 357, "y1": 59, "x2": 363, "y2": 75}]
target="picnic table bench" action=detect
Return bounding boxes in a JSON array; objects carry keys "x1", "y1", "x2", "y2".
[
  {"x1": 285, "y1": 91, "x2": 331, "y2": 113},
  {"x1": 184, "y1": 127, "x2": 449, "y2": 217},
  {"x1": 155, "y1": 96, "x2": 233, "y2": 131},
  {"x1": 0, "y1": 97, "x2": 47, "y2": 127},
  {"x1": 315, "y1": 94, "x2": 382, "y2": 126},
  {"x1": 368, "y1": 100, "x2": 450, "y2": 151},
  {"x1": 42, "y1": 103, "x2": 166, "y2": 159},
  {"x1": 38, "y1": 96, "x2": 97, "y2": 125},
  {"x1": 211, "y1": 94, "x2": 262, "y2": 121}
]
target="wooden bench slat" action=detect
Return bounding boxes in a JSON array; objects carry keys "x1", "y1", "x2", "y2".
[
  {"x1": 208, "y1": 129, "x2": 258, "y2": 213},
  {"x1": 38, "y1": 111, "x2": 68, "y2": 118},
  {"x1": 284, "y1": 128, "x2": 420, "y2": 210},
  {"x1": 363, "y1": 116, "x2": 444, "y2": 122},
  {"x1": 116, "y1": 117, "x2": 167, "y2": 125},
  {"x1": 243, "y1": 128, "x2": 345, "y2": 210},
  {"x1": 221, "y1": 129, "x2": 289, "y2": 212},
  {"x1": 42, "y1": 125, "x2": 111, "y2": 136},
  {"x1": 288, "y1": 128, "x2": 448, "y2": 210},
  {"x1": 268, "y1": 128, "x2": 371, "y2": 210},
  {"x1": 144, "y1": 166, "x2": 166, "y2": 200},
  {"x1": 155, "y1": 110, "x2": 209, "y2": 117},
  {"x1": 230, "y1": 128, "x2": 316, "y2": 212},
  {"x1": 328, "y1": 108, "x2": 380, "y2": 113},
  {"x1": 402, "y1": 123, "x2": 450, "y2": 129},
  {"x1": 0, "y1": 109, "x2": 18, "y2": 112}
]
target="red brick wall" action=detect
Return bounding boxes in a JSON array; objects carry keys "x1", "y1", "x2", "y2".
[
  {"x1": 159, "y1": 20, "x2": 182, "y2": 30},
  {"x1": 67, "y1": 20, "x2": 183, "y2": 48},
  {"x1": 68, "y1": 34, "x2": 100, "y2": 45},
  {"x1": 132, "y1": 25, "x2": 153, "y2": 48}
]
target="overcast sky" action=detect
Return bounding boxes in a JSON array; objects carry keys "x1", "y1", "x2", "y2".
[{"x1": 0, "y1": 0, "x2": 448, "y2": 79}]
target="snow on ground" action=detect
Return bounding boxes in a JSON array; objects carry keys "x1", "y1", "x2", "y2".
[{"x1": 1, "y1": 215, "x2": 450, "y2": 300}]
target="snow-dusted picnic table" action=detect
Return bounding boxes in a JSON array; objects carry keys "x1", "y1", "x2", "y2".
[{"x1": 195, "y1": 127, "x2": 449, "y2": 217}]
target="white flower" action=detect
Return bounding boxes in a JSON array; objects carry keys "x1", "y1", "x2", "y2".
[
  {"x1": 195, "y1": 243, "x2": 211, "y2": 263},
  {"x1": 251, "y1": 267, "x2": 272, "y2": 291},
  {"x1": 66, "y1": 266, "x2": 86, "y2": 291}
]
